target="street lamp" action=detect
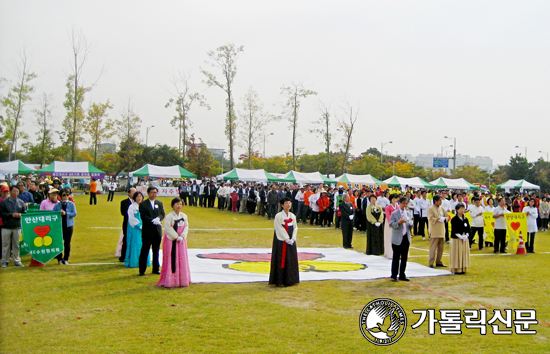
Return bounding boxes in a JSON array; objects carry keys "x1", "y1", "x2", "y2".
[
  {"x1": 444, "y1": 136, "x2": 457, "y2": 172},
  {"x1": 515, "y1": 145, "x2": 527, "y2": 160},
  {"x1": 540, "y1": 150, "x2": 549, "y2": 162},
  {"x1": 381, "y1": 141, "x2": 392, "y2": 162},
  {"x1": 263, "y1": 132, "x2": 274, "y2": 158},
  {"x1": 6, "y1": 141, "x2": 13, "y2": 161},
  {"x1": 441, "y1": 144, "x2": 453, "y2": 157},
  {"x1": 146, "y1": 125, "x2": 155, "y2": 147}
]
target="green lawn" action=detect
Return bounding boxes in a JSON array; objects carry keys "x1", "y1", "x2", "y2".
[{"x1": 1, "y1": 194, "x2": 549, "y2": 353}]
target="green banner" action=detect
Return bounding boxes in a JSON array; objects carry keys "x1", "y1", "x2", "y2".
[{"x1": 21, "y1": 211, "x2": 63, "y2": 264}]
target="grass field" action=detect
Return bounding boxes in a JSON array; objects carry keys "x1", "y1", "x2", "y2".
[{"x1": 1, "y1": 194, "x2": 549, "y2": 353}]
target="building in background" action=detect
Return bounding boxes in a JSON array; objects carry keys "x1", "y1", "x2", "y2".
[{"x1": 402, "y1": 153, "x2": 494, "y2": 172}]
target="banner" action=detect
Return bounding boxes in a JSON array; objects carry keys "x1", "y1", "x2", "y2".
[
  {"x1": 21, "y1": 211, "x2": 63, "y2": 264},
  {"x1": 136, "y1": 186, "x2": 179, "y2": 197},
  {"x1": 483, "y1": 212, "x2": 495, "y2": 243},
  {"x1": 336, "y1": 182, "x2": 381, "y2": 190}
]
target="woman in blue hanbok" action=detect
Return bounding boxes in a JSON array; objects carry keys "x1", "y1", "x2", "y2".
[{"x1": 125, "y1": 192, "x2": 150, "y2": 268}]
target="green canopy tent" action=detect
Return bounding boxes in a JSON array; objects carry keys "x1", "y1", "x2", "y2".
[
  {"x1": 383, "y1": 176, "x2": 436, "y2": 189},
  {"x1": 430, "y1": 177, "x2": 480, "y2": 190},
  {"x1": 277, "y1": 171, "x2": 336, "y2": 184},
  {"x1": 129, "y1": 164, "x2": 197, "y2": 179},
  {"x1": 497, "y1": 179, "x2": 540, "y2": 191},
  {"x1": 0, "y1": 160, "x2": 36, "y2": 175},
  {"x1": 38, "y1": 161, "x2": 105, "y2": 179},
  {"x1": 335, "y1": 173, "x2": 383, "y2": 185},
  {"x1": 217, "y1": 168, "x2": 281, "y2": 182}
]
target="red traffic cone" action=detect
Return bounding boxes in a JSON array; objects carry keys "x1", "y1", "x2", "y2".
[{"x1": 516, "y1": 232, "x2": 526, "y2": 255}]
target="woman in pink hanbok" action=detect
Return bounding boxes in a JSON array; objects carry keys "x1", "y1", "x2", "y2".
[{"x1": 157, "y1": 197, "x2": 191, "y2": 288}]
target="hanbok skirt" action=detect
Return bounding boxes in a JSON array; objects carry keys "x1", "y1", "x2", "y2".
[
  {"x1": 125, "y1": 226, "x2": 150, "y2": 268},
  {"x1": 450, "y1": 238, "x2": 470, "y2": 273},
  {"x1": 269, "y1": 232, "x2": 299, "y2": 286},
  {"x1": 157, "y1": 235, "x2": 191, "y2": 288},
  {"x1": 383, "y1": 222, "x2": 393, "y2": 259},
  {"x1": 367, "y1": 223, "x2": 384, "y2": 256}
]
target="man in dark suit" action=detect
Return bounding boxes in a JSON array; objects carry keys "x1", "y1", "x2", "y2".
[
  {"x1": 119, "y1": 188, "x2": 136, "y2": 262},
  {"x1": 138, "y1": 186, "x2": 165, "y2": 275},
  {"x1": 339, "y1": 194, "x2": 355, "y2": 249},
  {"x1": 389, "y1": 196, "x2": 413, "y2": 281}
]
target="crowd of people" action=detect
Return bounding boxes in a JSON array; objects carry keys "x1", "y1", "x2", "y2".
[
  {"x1": 2, "y1": 173, "x2": 548, "y2": 286},
  {"x1": 173, "y1": 179, "x2": 549, "y2": 281},
  {"x1": 0, "y1": 175, "x2": 77, "y2": 268}
]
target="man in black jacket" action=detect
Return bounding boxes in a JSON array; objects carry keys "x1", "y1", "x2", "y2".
[
  {"x1": 1, "y1": 185, "x2": 27, "y2": 267},
  {"x1": 339, "y1": 194, "x2": 355, "y2": 249},
  {"x1": 119, "y1": 188, "x2": 136, "y2": 262},
  {"x1": 138, "y1": 186, "x2": 165, "y2": 275}
]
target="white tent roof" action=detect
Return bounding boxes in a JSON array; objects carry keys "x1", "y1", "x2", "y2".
[
  {"x1": 430, "y1": 177, "x2": 476, "y2": 190},
  {"x1": 498, "y1": 179, "x2": 540, "y2": 190},
  {"x1": 216, "y1": 168, "x2": 279, "y2": 182},
  {"x1": 335, "y1": 173, "x2": 382, "y2": 185},
  {"x1": 0, "y1": 160, "x2": 36, "y2": 174},
  {"x1": 278, "y1": 170, "x2": 333, "y2": 184}
]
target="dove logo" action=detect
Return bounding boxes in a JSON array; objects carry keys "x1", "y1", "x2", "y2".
[{"x1": 359, "y1": 298, "x2": 407, "y2": 346}]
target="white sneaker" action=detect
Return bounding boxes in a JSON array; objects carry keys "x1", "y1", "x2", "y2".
[
  {"x1": 63, "y1": 260, "x2": 69, "y2": 265},
  {"x1": 422, "y1": 237, "x2": 426, "y2": 241},
  {"x1": 14, "y1": 263, "x2": 24, "y2": 267},
  {"x1": 1, "y1": 263, "x2": 7, "y2": 268}
]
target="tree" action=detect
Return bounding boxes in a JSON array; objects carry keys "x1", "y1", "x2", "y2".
[
  {"x1": 114, "y1": 99, "x2": 142, "y2": 174},
  {"x1": 336, "y1": 100, "x2": 359, "y2": 174},
  {"x1": 280, "y1": 82, "x2": 317, "y2": 170},
  {"x1": 310, "y1": 101, "x2": 332, "y2": 177},
  {"x1": 349, "y1": 154, "x2": 386, "y2": 177},
  {"x1": 165, "y1": 72, "x2": 209, "y2": 166},
  {"x1": 64, "y1": 28, "x2": 96, "y2": 161},
  {"x1": 201, "y1": 43, "x2": 244, "y2": 170},
  {"x1": 454, "y1": 165, "x2": 490, "y2": 184},
  {"x1": 363, "y1": 147, "x2": 380, "y2": 156},
  {"x1": 508, "y1": 154, "x2": 531, "y2": 180},
  {"x1": 186, "y1": 134, "x2": 215, "y2": 179},
  {"x1": 1, "y1": 50, "x2": 36, "y2": 159},
  {"x1": 32, "y1": 93, "x2": 55, "y2": 167},
  {"x1": 239, "y1": 87, "x2": 273, "y2": 169},
  {"x1": 137, "y1": 144, "x2": 181, "y2": 167},
  {"x1": 85, "y1": 100, "x2": 114, "y2": 165}
]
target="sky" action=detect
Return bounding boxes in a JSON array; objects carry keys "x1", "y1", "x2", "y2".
[{"x1": 1, "y1": 0, "x2": 549, "y2": 167}]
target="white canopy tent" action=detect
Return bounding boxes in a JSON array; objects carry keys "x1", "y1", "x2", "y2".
[
  {"x1": 497, "y1": 179, "x2": 540, "y2": 192},
  {"x1": 430, "y1": 177, "x2": 479, "y2": 190},
  {"x1": 216, "y1": 168, "x2": 281, "y2": 182}
]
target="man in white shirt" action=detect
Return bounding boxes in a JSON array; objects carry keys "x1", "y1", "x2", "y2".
[
  {"x1": 417, "y1": 190, "x2": 431, "y2": 240},
  {"x1": 295, "y1": 187, "x2": 305, "y2": 222},
  {"x1": 107, "y1": 180, "x2": 117, "y2": 202},
  {"x1": 468, "y1": 197, "x2": 485, "y2": 250},
  {"x1": 493, "y1": 197, "x2": 510, "y2": 254},
  {"x1": 309, "y1": 188, "x2": 320, "y2": 226}
]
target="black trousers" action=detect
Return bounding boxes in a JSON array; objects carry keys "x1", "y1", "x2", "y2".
[
  {"x1": 310, "y1": 211, "x2": 319, "y2": 225},
  {"x1": 107, "y1": 191, "x2": 115, "y2": 201},
  {"x1": 267, "y1": 204, "x2": 277, "y2": 219},
  {"x1": 444, "y1": 220, "x2": 449, "y2": 242},
  {"x1": 218, "y1": 196, "x2": 226, "y2": 210},
  {"x1": 55, "y1": 226, "x2": 74, "y2": 261},
  {"x1": 119, "y1": 222, "x2": 128, "y2": 261},
  {"x1": 341, "y1": 220, "x2": 353, "y2": 248},
  {"x1": 139, "y1": 233, "x2": 161, "y2": 274},
  {"x1": 391, "y1": 237, "x2": 410, "y2": 280},
  {"x1": 413, "y1": 214, "x2": 420, "y2": 235},
  {"x1": 526, "y1": 232, "x2": 536, "y2": 253},
  {"x1": 494, "y1": 229, "x2": 507, "y2": 253},
  {"x1": 191, "y1": 192, "x2": 198, "y2": 206},
  {"x1": 470, "y1": 227, "x2": 484, "y2": 249},
  {"x1": 199, "y1": 195, "x2": 206, "y2": 207},
  {"x1": 89, "y1": 192, "x2": 97, "y2": 205},
  {"x1": 209, "y1": 195, "x2": 216, "y2": 208},
  {"x1": 418, "y1": 217, "x2": 428, "y2": 237}
]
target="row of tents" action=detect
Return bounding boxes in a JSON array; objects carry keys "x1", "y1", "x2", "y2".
[{"x1": 0, "y1": 160, "x2": 541, "y2": 191}]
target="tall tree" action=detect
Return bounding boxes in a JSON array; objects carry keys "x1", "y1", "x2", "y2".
[
  {"x1": 280, "y1": 82, "x2": 317, "y2": 170},
  {"x1": 85, "y1": 100, "x2": 114, "y2": 165},
  {"x1": 65, "y1": 28, "x2": 94, "y2": 161},
  {"x1": 1, "y1": 50, "x2": 36, "y2": 159},
  {"x1": 32, "y1": 93, "x2": 55, "y2": 167},
  {"x1": 336, "y1": 101, "x2": 359, "y2": 174},
  {"x1": 114, "y1": 99, "x2": 142, "y2": 174},
  {"x1": 200, "y1": 43, "x2": 244, "y2": 170},
  {"x1": 186, "y1": 134, "x2": 215, "y2": 179},
  {"x1": 238, "y1": 87, "x2": 272, "y2": 169},
  {"x1": 508, "y1": 154, "x2": 531, "y2": 180},
  {"x1": 310, "y1": 101, "x2": 332, "y2": 177},
  {"x1": 165, "y1": 72, "x2": 209, "y2": 166}
]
